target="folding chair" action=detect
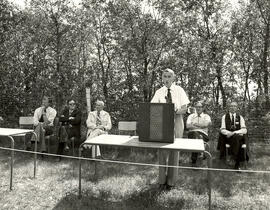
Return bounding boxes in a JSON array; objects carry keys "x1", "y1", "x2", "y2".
[
  {"x1": 18, "y1": 116, "x2": 34, "y2": 149},
  {"x1": 118, "y1": 121, "x2": 137, "y2": 135},
  {"x1": 118, "y1": 121, "x2": 137, "y2": 156}
]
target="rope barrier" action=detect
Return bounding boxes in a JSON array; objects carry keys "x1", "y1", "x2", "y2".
[{"x1": 0, "y1": 146, "x2": 270, "y2": 174}]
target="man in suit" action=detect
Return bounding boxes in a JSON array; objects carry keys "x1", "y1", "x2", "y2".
[
  {"x1": 57, "y1": 98, "x2": 82, "y2": 158},
  {"x1": 85, "y1": 100, "x2": 112, "y2": 158},
  {"x1": 151, "y1": 68, "x2": 190, "y2": 190},
  {"x1": 32, "y1": 95, "x2": 57, "y2": 152},
  {"x1": 218, "y1": 101, "x2": 248, "y2": 170}
]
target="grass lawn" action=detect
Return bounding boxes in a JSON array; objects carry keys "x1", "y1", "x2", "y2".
[{"x1": 0, "y1": 138, "x2": 270, "y2": 210}]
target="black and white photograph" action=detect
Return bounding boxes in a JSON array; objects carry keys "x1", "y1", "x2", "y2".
[{"x1": 0, "y1": 0, "x2": 270, "y2": 209}]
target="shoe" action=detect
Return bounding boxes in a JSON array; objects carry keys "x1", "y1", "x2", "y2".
[
  {"x1": 112, "y1": 152, "x2": 119, "y2": 159},
  {"x1": 165, "y1": 184, "x2": 174, "y2": 191},
  {"x1": 96, "y1": 155, "x2": 103, "y2": 159},
  {"x1": 202, "y1": 154, "x2": 207, "y2": 160},
  {"x1": 158, "y1": 184, "x2": 166, "y2": 191},
  {"x1": 41, "y1": 151, "x2": 47, "y2": 159},
  {"x1": 199, "y1": 153, "x2": 204, "y2": 159},
  {"x1": 64, "y1": 145, "x2": 69, "y2": 151},
  {"x1": 30, "y1": 141, "x2": 37, "y2": 151},
  {"x1": 191, "y1": 161, "x2": 197, "y2": 167},
  {"x1": 234, "y1": 163, "x2": 240, "y2": 170},
  {"x1": 219, "y1": 155, "x2": 225, "y2": 160}
]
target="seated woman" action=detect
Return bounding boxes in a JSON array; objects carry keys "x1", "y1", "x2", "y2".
[
  {"x1": 57, "y1": 98, "x2": 81, "y2": 157},
  {"x1": 31, "y1": 95, "x2": 57, "y2": 153},
  {"x1": 186, "y1": 101, "x2": 212, "y2": 166}
]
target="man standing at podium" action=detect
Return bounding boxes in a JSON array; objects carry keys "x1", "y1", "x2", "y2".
[{"x1": 151, "y1": 68, "x2": 190, "y2": 190}]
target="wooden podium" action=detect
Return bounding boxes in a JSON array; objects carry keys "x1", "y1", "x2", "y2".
[{"x1": 138, "y1": 103, "x2": 175, "y2": 143}]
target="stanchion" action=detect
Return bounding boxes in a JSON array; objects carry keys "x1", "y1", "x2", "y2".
[
  {"x1": 78, "y1": 145, "x2": 83, "y2": 198},
  {"x1": 7, "y1": 136, "x2": 15, "y2": 190},
  {"x1": 31, "y1": 132, "x2": 38, "y2": 178},
  {"x1": 204, "y1": 151, "x2": 212, "y2": 210}
]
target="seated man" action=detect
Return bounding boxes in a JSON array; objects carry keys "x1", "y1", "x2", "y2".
[
  {"x1": 57, "y1": 98, "x2": 81, "y2": 157},
  {"x1": 0, "y1": 116, "x2": 3, "y2": 123},
  {"x1": 31, "y1": 95, "x2": 57, "y2": 153},
  {"x1": 85, "y1": 100, "x2": 112, "y2": 158},
  {"x1": 186, "y1": 101, "x2": 211, "y2": 166},
  {"x1": 217, "y1": 101, "x2": 249, "y2": 170}
]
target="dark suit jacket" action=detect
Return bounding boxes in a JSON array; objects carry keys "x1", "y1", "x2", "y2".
[{"x1": 59, "y1": 108, "x2": 82, "y2": 139}]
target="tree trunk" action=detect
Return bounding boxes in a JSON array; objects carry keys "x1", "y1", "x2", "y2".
[
  {"x1": 143, "y1": 57, "x2": 149, "y2": 102},
  {"x1": 262, "y1": 21, "x2": 270, "y2": 103},
  {"x1": 216, "y1": 66, "x2": 226, "y2": 108}
]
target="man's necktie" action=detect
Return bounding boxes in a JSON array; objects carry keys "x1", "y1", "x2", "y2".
[
  {"x1": 96, "y1": 111, "x2": 101, "y2": 126},
  {"x1": 231, "y1": 114, "x2": 235, "y2": 127},
  {"x1": 166, "y1": 89, "x2": 172, "y2": 103}
]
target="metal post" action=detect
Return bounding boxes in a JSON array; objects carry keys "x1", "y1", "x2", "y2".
[
  {"x1": 94, "y1": 145, "x2": 97, "y2": 179},
  {"x1": 47, "y1": 136, "x2": 50, "y2": 153},
  {"x1": 225, "y1": 144, "x2": 230, "y2": 163},
  {"x1": 72, "y1": 138, "x2": 75, "y2": 156},
  {"x1": 8, "y1": 136, "x2": 15, "y2": 191},
  {"x1": 243, "y1": 145, "x2": 247, "y2": 169},
  {"x1": 78, "y1": 145, "x2": 83, "y2": 198},
  {"x1": 204, "y1": 142, "x2": 210, "y2": 153},
  {"x1": 32, "y1": 132, "x2": 38, "y2": 178},
  {"x1": 204, "y1": 151, "x2": 212, "y2": 210}
]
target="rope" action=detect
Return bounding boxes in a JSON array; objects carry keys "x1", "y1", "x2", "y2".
[{"x1": 1, "y1": 146, "x2": 270, "y2": 174}]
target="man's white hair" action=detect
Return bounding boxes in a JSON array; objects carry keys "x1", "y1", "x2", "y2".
[
  {"x1": 195, "y1": 101, "x2": 203, "y2": 107},
  {"x1": 163, "y1": 68, "x2": 175, "y2": 77},
  {"x1": 96, "y1": 100, "x2": 104, "y2": 107}
]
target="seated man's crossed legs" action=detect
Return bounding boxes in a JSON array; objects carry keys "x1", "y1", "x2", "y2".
[{"x1": 30, "y1": 123, "x2": 53, "y2": 152}]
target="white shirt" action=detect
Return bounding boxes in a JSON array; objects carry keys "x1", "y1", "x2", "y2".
[
  {"x1": 186, "y1": 112, "x2": 211, "y2": 135},
  {"x1": 220, "y1": 113, "x2": 247, "y2": 135},
  {"x1": 151, "y1": 83, "x2": 190, "y2": 114},
  {"x1": 33, "y1": 106, "x2": 57, "y2": 126},
  {"x1": 86, "y1": 110, "x2": 112, "y2": 136}
]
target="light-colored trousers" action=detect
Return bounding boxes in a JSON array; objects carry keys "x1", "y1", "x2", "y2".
[
  {"x1": 85, "y1": 129, "x2": 106, "y2": 158},
  {"x1": 159, "y1": 114, "x2": 183, "y2": 186},
  {"x1": 31, "y1": 123, "x2": 51, "y2": 152}
]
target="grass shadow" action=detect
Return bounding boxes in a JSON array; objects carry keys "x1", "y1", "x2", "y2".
[{"x1": 52, "y1": 183, "x2": 194, "y2": 210}]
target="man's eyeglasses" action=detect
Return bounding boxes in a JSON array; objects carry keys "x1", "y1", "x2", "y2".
[{"x1": 69, "y1": 103, "x2": 75, "y2": 106}]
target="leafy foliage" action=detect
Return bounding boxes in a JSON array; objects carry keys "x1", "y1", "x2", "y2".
[{"x1": 0, "y1": 0, "x2": 270, "y2": 125}]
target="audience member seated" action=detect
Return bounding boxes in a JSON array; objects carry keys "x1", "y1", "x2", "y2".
[
  {"x1": 57, "y1": 98, "x2": 81, "y2": 158},
  {"x1": 186, "y1": 101, "x2": 212, "y2": 166},
  {"x1": 31, "y1": 95, "x2": 57, "y2": 153},
  {"x1": 0, "y1": 116, "x2": 3, "y2": 123},
  {"x1": 217, "y1": 101, "x2": 249, "y2": 170},
  {"x1": 84, "y1": 100, "x2": 112, "y2": 158}
]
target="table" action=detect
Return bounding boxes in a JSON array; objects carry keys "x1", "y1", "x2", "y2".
[
  {"x1": 0, "y1": 128, "x2": 37, "y2": 190},
  {"x1": 78, "y1": 134, "x2": 213, "y2": 210}
]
